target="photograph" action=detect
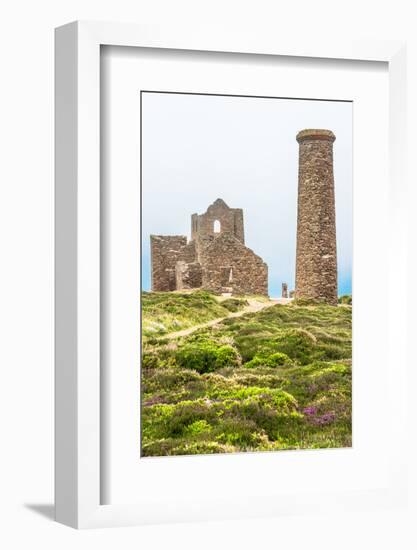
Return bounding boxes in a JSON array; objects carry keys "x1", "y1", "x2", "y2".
[
  {"x1": 140, "y1": 91, "x2": 352, "y2": 457},
  {"x1": 1, "y1": 3, "x2": 410, "y2": 542}
]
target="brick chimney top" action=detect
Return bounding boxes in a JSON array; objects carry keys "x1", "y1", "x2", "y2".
[{"x1": 296, "y1": 129, "x2": 336, "y2": 143}]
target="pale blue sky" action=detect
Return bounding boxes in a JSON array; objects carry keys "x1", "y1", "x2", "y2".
[{"x1": 141, "y1": 92, "x2": 352, "y2": 298}]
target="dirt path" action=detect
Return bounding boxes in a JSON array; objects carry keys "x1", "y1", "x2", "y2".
[{"x1": 158, "y1": 297, "x2": 288, "y2": 340}]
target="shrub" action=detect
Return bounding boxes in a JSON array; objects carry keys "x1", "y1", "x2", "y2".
[
  {"x1": 224, "y1": 393, "x2": 299, "y2": 439},
  {"x1": 211, "y1": 385, "x2": 271, "y2": 401},
  {"x1": 171, "y1": 441, "x2": 234, "y2": 455},
  {"x1": 142, "y1": 438, "x2": 235, "y2": 456},
  {"x1": 233, "y1": 335, "x2": 268, "y2": 362},
  {"x1": 267, "y1": 352, "x2": 293, "y2": 367},
  {"x1": 175, "y1": 342, "x2": 217, "y2": 373},
  {"x1": 231, "y1": 371, "x2": 285, "y2": 389},
  {"x1": 317, "y1": 342, "x2": 350, "y2": 361},
  {"x1": 183, "y1": 419, "x2": 212, "y2": 436},
  {"x1": 215, "y1": 418, "x2": 264, "y2": 447},
  {"x1": 142, "y1": 368, "x2": 201, "y2": 393},
  {"x1": 338, "y1": 295, "x2": 352, "y2": 305},
  {"x1": 237, "y1": 322, "x2": 269, "y2": 336},
  {"x1": 271, "y1": 390, "x2": 298, "y2": 411},
  {"x1": 242, "y1": 356, "x2": 267, "y2": 368},
  {"x1": 226, "y1": 389, "x2": 298, "y2": 415},
  {"x1": 143, "y1": 399, "x2": 214, "y2": 438},
  {"x1": 203, "y1": 373, "x2": 240, "y2": 394},
  {"x1": 267, "y1": 329, "x2": 317, "y2": 364},
  {"x1": 141, "y1": 352, "x2": 160, "y2": 370},
  {"x1": 234, "y1": 327, "x2": 318, "y2": 364},
  {"x1": 221, "y1": 298, "x2": 248, "y2": 312},
  {"x1": 244, "y1": 352, "x2": 293, "y2": 369},
  {"x1": 215, "y1": 345, "x2": 241, "y2": 368},
  {"x1": 175, "y1": 342, "x2": 240, "y2": 373}
]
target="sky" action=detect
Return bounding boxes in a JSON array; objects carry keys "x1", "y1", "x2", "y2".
[{"x1": 141, "y1": 92, "x2": 352, "y2": 298}]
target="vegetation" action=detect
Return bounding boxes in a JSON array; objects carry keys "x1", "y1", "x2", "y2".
[
  {"x1": 142, "y1": 290, "x2": 248, "y2": 337},
  {"x1": 141, "y1": 291, "x2": 352, "y2": 456}
]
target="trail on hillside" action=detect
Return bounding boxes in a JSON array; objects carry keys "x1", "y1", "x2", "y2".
[{"x1": 156, "y1": 298, "x2": 289, "y2": 340}]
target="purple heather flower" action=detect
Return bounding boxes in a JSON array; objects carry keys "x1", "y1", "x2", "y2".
[
  {"x1": 303, "y1": 406, "x2": 317, "y2": 416},
  {"x1": 311, "y1": 412, "x2": 336, "y2": 426}
]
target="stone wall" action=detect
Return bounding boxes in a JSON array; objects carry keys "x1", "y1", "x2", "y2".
[
  {"x1": 150, "y1": 235, "x2": 188, "y2": 291},
  {"x1": 182, "y1": 240, "x2": 197, "y2": 263},
  {"x1": 150, "y1": 199, "x2": 268, "y2": 296},
  {"x1": 175, "y1": 261, "x2": 203, "y2": 290},
  {"x1": 200, "y1": 232, "x2": 268, "y2": 295},
  {"x1": 295, "y1": 129, "x2": 338, "y2": 305},
  {"x1": 191, "y1": 198, "x2": 245, "y2": 244}
]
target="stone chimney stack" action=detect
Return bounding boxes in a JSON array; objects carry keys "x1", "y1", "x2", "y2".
[{"x1": 295, "y1": 129, "x2": 338, "y2": 305}]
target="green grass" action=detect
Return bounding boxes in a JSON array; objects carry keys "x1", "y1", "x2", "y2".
[
  {"x1": 141, "y1": 290, "x2": 248, "y2": 337},
  {"x1": 141, "y1": 291, "x2": 352, "y2": 456}
]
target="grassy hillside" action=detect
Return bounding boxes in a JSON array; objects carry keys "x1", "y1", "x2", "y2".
[
  {"x1": 142, "y1": 290, "x2": 248, "y2": 338},
  {"x1": 141, "y1": 292, "x2": 352, "y2": 456}
]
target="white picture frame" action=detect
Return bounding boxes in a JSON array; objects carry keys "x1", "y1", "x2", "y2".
[{"x1": 55, "y1": 21, "x2": 407, "y2": 529}]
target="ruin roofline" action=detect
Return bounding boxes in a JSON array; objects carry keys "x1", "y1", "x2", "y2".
[
  {"x1": 211, "y1": 197, "x2": 229, "y2": 208},
  {"x1": 202, "y1": 198, "x2": 242, "y2": 213}
]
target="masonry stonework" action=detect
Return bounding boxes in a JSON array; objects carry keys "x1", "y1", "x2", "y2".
[
  {"x1": 295, "y1": 129, "x2": 338, "y2": 305},
  {"x1": 150, "y1": 129, "x2": 340, "y2": 302},
  {"x1": 150, "y1": 235, "x2": 187, "y2": 291},
  {"x1": 175, "y1": 261, "x2": 203, "y2": 290},
  {"x1": 199, "y1": 232, "x2": 268, "y2": 295},
  {"x1": 151, "y1": 198, "x2": 268, "y2": 295},
  {"x1": 191, "y1": 199, "x2": 244, "y2": 244}
]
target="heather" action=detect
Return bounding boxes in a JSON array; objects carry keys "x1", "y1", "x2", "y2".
[{"x1": 141, "y1": 291, "x2": 352, "y2": 456}]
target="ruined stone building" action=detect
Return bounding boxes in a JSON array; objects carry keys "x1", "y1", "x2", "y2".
[
  {"x1": 150, "y1": 129, "x2": 339, "y2": 304},
  {"x1": 295, "y1": 129, "x2": 338, "y2": 305},
  {"x1": 150, "y1": 198, "x2": 268, "y2": 295}
]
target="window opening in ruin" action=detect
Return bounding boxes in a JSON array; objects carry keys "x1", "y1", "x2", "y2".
[{"x1": 213, "y1": 219, "x2": 221, "y2": 233}]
